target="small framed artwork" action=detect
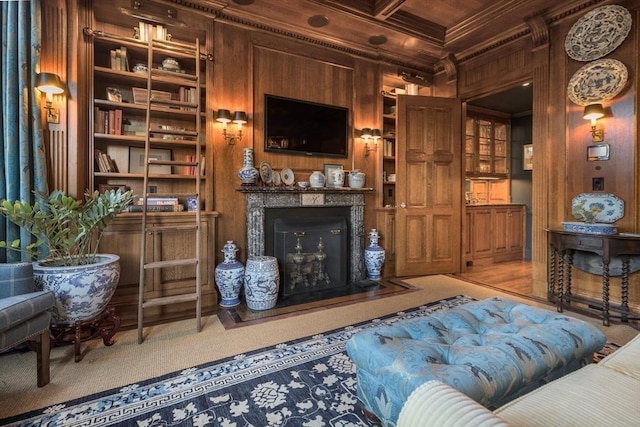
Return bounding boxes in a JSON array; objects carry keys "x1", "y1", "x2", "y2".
[
  {"x1": 523, "y1": 144, "x2": 533, "y2": 170},
  {"x1": 129, "y1": 147, "x2": 172, "y2": 175},
  {"x1": 587, "y1": 144, "x2": 610, "y2": 161},
  {"x1": 106, "y1": 87, "x2": 122, "y2": 102},
  {"x1": 324, "y1": 164, "x2": 343, "y2": 187}
]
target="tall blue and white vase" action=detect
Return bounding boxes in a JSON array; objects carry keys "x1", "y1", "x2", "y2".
[
  {"x1": 238, "y1": 147, "x2": 259, "y2": 186},
  {"x1": 214, "y1": 241, "x2": 245, "y2": 308},
  {"x1": 364, "y1": 229, "x2": 385, "y2": 280}
]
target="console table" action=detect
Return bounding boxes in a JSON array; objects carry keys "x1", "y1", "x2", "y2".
[{"x1": 547, "y1": 230, "x2": 640, "y2": 325}]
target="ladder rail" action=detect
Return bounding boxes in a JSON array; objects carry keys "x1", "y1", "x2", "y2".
[{"x1": 137, "y1": 38, "x2": 203, "y2": 344}]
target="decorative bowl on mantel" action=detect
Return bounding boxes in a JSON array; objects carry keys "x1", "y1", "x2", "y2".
[{"x1": 562, "y1": 192, "x2": 624, "y2": 235}]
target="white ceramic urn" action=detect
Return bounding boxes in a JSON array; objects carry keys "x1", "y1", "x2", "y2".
[
  {"x1": 310, "y1": 171, "x2": 326, "y2": 188},
  {"x1": 348, "y1": 170, "x2": 365, "y2": 188}
]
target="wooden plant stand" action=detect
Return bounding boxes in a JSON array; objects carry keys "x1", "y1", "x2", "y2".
[{"x1": 50, "y1": 308, "x2": 121, "y2": 362}]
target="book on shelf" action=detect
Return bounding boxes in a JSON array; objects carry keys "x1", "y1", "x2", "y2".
[
  {"x1": 126, "y1": 204, "x2": 184, "y2": 213},
  {"x1": 136, "y1": 197, "x2": 179, "y2": 206},
  {"x1": 95, "y1": 108, "x2": 123, "y2": 135},
  {"x1": 137, "y1": 22, "x2": 167, "y2": 42},
  {"x1": 109, "y1": 47, "x2": 129, "y2": 71},
  {"x1": 94, "y1": 150, "x2": 118, "y2": 173}
]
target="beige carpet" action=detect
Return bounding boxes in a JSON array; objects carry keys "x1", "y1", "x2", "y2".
[{"x1": 0, "y1": 274, "x2": 637, "y2": 419}]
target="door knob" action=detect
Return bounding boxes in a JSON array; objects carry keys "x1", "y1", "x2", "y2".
[{"x1": 399, "y1": 202, "x2": 407, "y2": 208}]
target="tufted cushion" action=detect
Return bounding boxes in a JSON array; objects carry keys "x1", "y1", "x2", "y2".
[{"x1": 346, "y1": 297, "x2": 606, "y2": 427}]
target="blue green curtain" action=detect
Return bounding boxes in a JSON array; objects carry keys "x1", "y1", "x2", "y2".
[{"x1": 1, "y1": 0, "x2": 49, "y2": 263}]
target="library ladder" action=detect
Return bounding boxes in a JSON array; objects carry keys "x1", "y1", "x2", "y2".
[{"x1": 137, "y1": 37, "x2": 203, "y2": 344}]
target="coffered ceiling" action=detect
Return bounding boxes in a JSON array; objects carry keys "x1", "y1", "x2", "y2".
[{"x1": 197, "y1": 0, "x2": 592, "y2": 73}]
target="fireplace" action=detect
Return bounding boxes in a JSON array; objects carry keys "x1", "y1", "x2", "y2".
[
  {"x1": 271, "y1": 210, "x2": 348, "y2": 299},
  {"x1": 239, "y1": 187, "x2": 372, "y2": 304}
]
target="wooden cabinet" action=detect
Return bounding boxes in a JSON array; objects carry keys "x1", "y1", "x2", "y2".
[
  {"x1": 465, "y1": 106, "x2": 510, "y2": 178},
  {"x1": 98, "y1": 213, "x2": 218, "y2": 328},
  {"x1": 465, "y1": 205, "x2": 525, "y2": 265}
]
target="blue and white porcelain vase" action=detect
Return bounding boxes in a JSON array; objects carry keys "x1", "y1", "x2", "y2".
[
  {"x1": 238, "y1": 148, "x2": 259, "y2": 186},
  {"x1": 244, "y1": 256, "x2": 280, "y2": 310},
  {"x1": 364, "y1": 229, "x2": 385, "y2": 280},
  {"x1": 214, "y1": 241, "x2": 245, "y2": 308}
]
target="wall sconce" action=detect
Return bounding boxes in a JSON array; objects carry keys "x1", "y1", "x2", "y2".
[
  {"x1": 361, "y1": 128, "x2": 381, "y2": 156},
  {"x1": 583, "y1": 103, "x2": 605, "y2": 142},
  {"x1": 216, "y1": 109, "x2": 247, "y2": 145},
  {"x1": 36, "y1": 72, "x2": 65, "y2": 124}
]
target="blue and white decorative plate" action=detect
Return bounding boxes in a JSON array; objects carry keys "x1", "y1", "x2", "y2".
[
  {"x1": 565, "y1": 5, "x2": 632, "y2": 62},
  {"x1": 571, "y1": 192, "x2": 624, "y2": 224},
  {"x1": 567, "y1": 59, "x2": 628, "y2": 106}
]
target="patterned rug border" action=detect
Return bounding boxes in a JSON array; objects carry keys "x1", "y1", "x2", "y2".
[{"x1": 0, "y1": 295, "x2": 475, "y2": 426}]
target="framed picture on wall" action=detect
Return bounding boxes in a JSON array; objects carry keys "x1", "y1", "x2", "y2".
[{"x1": 523, "y1": 144, "x2": 533, "y2": 170}]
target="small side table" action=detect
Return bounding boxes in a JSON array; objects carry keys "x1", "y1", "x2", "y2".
[{"x1": 547, "y1": 230, "x2": 640, "y2": 326}]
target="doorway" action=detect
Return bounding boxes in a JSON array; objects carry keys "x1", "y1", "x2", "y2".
[
  {"x1": 467, "y1": 84, "x2": 533, "y2": 260},
  {"x1": 461, "y1": 84, "x2": 534, "y2": 298}
]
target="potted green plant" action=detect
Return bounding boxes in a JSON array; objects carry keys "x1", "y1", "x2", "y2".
[{"x1": 0, "y1": 189, "x2": 134, "y2": 323}]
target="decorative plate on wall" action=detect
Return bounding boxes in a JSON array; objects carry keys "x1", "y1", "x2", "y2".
[
  {"x1": 567, "y1": 59, "x2": 628, "y2": 106},
  {"x1": 565, "y1": 5, "x2": 632, "y2": 62},
  {"x1": 571, "y1": 192, "x2": 624, "y2": 224}
]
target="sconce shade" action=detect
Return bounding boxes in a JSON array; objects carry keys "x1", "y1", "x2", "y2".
[
  {"x1": 361, "y1": 128, "x2": 372, "y2": 139},
  {"x1": 232, "y1": 111, "x2": 248, "y2": 124},
  {"x1": 216, "y1": 109, "x2": 232, "y2": 123},
  {"x1": 371, "y1": 129, "x2": 382, "y2": 139},
  {"x1": 36, "y1": 72, "x2": 64, "y2": 96},
  {"x1": 583, "y1": 103, "x2": 605, "y2": 121}
]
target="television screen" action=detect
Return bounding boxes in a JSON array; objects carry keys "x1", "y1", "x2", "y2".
[{"x1": 264, "y1": 94, "x2": 349, "y2": 158}]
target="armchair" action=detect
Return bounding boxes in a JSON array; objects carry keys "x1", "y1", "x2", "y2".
[{"x1": 0, "y1": 262, "x2": 55, "y2": 387}]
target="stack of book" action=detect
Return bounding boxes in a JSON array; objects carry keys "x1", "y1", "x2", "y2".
[
  {"x1": 109, "y1": 47, "x2": 129, "y2": 71},
  {"x1": 94, "y1": 149, "x2": 119, "y2": 173},
  {"x1": 94, "y1": 108, "x2": 122, "y2": 135},
  {"x1": 127, "y1": 197, "x2": 184, "y2": 212}
]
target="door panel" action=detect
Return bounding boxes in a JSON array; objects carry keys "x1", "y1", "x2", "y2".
[{"x1": 396, "y1": 96, "x2": 462, "y2": 276}]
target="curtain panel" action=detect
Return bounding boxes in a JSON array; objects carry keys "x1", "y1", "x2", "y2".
[{"x1": 1, "y1": 0, "x2": 49, "y2": 263}]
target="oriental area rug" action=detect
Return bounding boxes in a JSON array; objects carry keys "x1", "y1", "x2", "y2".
[{"x1": 0, "y1": 295, "x2": 475, "y2": 427}]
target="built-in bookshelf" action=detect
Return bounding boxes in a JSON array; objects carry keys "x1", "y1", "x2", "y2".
[{"x1": 85, "y1": 26, "x2": 207, "y2": 206}]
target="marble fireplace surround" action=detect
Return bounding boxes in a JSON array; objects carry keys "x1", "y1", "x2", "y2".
[{"x1": 238, "y1": 187, "x2": 373, "y2": 284}]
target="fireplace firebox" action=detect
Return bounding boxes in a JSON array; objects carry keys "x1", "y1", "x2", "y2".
[{"x1": 273, "y1": 214, "x2": 348, "y2": 299}]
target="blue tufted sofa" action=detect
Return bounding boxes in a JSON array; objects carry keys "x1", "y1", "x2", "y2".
[{"x1": 345, "y1": 296, "x2": 606, "y2": 426}]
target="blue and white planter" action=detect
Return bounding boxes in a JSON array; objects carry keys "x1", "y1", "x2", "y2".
[
  {"x1": 214, "y1": 241, "x2": 245, "y2": 308},
  {"x1": 244, "y1": 256, "x2": 279, "y2": 311},
  {"x1": 364, "y1": 229, "x2": 385, "y2": 280},
  {"x1": 33, "y1": 254, "x2": 120, "y2": 324}
]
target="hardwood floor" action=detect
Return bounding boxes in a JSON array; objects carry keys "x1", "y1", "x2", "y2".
[{"x1": 453, "y1": 260, "x2": 533, "y2": 297}]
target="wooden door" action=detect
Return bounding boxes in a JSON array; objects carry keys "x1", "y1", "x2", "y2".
[{"x1": 395, "y1": 96, "x2": 462, "y2": 275}]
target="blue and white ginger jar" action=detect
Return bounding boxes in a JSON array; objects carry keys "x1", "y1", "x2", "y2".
[
  {"x1": 214, "y1": 241, "x2": 245, "y2": 308},
  {"x1": 364, "y1": 229, "x2": 385, "y2": 280}
]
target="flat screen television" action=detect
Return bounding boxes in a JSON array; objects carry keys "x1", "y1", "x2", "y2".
[{"x1": 264, "y1": 94, "x2": 349, "y2": 158}]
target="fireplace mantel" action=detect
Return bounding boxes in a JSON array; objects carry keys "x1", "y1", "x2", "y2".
[{"x1": 238, "y1": 187, "x2": 373, "y2": 283}]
